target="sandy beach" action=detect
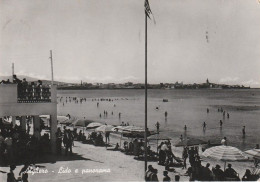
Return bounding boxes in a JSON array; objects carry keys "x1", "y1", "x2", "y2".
[{"x1": 0, "y1": 126, "x2": 257, "y2": 182}]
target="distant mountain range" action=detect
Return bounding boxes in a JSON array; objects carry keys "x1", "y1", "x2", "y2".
[{"x1": 0, "y1": 75, "x2": 69, "y2": 85}]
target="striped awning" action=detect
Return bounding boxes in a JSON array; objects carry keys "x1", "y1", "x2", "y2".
[
  {"x1": 202, "y1": 145, "x2": 248, "y2": 161},
  {"x1": 245, "y1": 149, "x2": 260, "y2": 159}
]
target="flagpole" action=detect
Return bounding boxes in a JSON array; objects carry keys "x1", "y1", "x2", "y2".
[
  {"x1": 144, "y1": 3, "x2": 148, "y2": 174},
  {"x1": 50, "y1": 50, "x2": 54, "y2": 85}
]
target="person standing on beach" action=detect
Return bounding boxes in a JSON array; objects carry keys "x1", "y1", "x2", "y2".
[
  {"x1": 64, "y1": 130, "x2": 73, "y2": 156},
  {"x1": 164, "y1": 111, "x2": 168, "y2": 118},
  {"x1": 105, "y1": 132, "x2": 110, "y2": 144},
  {"x1": 155, "y1": 122, "x2": 160, "y2": 133},
  {"x1": 55, "y1": 128, "x2": 62, "y2": 155},
  {"x1": 182, "y1": 147, "x2": 188, "y2": 169},
  {"x1": 7, "y1": 164, "x2": 17, "y2": 182},
  {"x1": 184, "y1": 125, "x2": 187, "y2": 131}
]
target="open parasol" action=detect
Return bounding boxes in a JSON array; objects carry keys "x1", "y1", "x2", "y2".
[
  {"x1": 244, "y1": 149, "x2": 260, "y2": 160},
  {"x1": 202, "y1": 145, "x2": 248, "y2": 169},
  {"x1": 86, "y1": 122, "x2": 103, "y2": 129},
  {"x1": 95, "y1": 125, "x2": 114, "y2": 133}
]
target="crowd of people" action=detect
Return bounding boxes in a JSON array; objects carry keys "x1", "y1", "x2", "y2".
[
  {"x1": 157, "y1": 140, "x2": 183, "y2": 170},
  {"x1": 1, "y1": 75, "x2": 50, "y2": 102},
  {"x1": 0, "y1": 117, "x2": 51, "y2": 166},
  {"x1": 56, "y1": 126, "x2": 91, "y2": 155},
  {"x1": 180, "y1": 144, "x2": 259, "y2": 181},
  {"x1": 145, "y1": 164, "x2": 180, "y2": 182}
]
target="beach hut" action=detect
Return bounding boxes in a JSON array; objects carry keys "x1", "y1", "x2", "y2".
[{"x1": 202, "y1": 145, "x2": 248, "y2": 169}]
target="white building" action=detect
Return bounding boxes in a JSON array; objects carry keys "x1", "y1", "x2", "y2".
[{"x1": 0, "y1": 84, "x2": 57, "y2": 153}]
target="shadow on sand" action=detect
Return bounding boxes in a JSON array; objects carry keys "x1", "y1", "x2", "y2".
[{"x1": 0, "y1": 149, "x2": 91, "y2": 167}]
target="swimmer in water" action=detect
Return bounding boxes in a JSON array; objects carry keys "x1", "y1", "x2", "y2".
[
  {"x1": 203, "y1": 122, "x2": 206, "y2": 130},
  {"x1": 180, "y1": 135, "x2": 183, "y2": 141},
  {"x1": 165, "y1": 111, "x2": 168, "y2": 118},
  {"x1": 242, "y1": 126, "x2": 246, "y2": 137}
]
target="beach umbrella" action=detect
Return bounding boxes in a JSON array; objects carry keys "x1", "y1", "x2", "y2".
[
  {"x1": 70, "y1": 119, "x2": 93, "y2": 127},
  {"x1": 95, "y1": 125, "x2": 114, "y2": 133},
  {"x1": 40, "y1": 115, "x2": 69, "y2": 126},
  {"x1": 111, "y1": 126, "x2": 129, "y2": 133},
  {"x1": 202, "y1": 145, "x2": 248, "y2": 169},
  {"x1": 1, "y1": 120, "x2": 12, "y2": 125},
  {"x1": 86, "y1": 122, "x2": 103, "y2": 129},
  {"x1": 59, "y1": 118, "x2": 77, "y2": 125},
  {"x1": 244, "y1": 149, "x2": 260, "y2": 159},
  {"x1": 57, "y1": 116, "x2": 69, "y2": 123},
  {"x1": 175, "y1": 138, "x2": 207, "y2": 147},
  {"x1": 122, "y1": 126, "x2": 145, "y2": 132}
]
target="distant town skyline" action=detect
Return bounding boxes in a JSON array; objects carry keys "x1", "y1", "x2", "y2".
[{"x1": 1, "y1": 0, "x2": 260, "y2": 87}]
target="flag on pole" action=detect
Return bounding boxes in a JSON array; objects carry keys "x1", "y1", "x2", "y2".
[{"x1": 144, "y1": 0, "x2": 156, "y2": 24}]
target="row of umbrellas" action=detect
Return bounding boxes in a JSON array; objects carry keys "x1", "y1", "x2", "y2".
[{"x1": 58, "y1": 117, "x2": 147, "y2": 136}]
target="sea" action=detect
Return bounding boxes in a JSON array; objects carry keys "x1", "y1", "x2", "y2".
[{"x1": 57, "y1": 89, "x2": 260, "y2": 150}]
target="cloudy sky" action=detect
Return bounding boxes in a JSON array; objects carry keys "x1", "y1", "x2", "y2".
[{"x1": 0, "y1": 0, "x2": 260, "y2": 87}]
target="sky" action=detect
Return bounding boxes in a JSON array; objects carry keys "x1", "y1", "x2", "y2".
[{"x1": 0, "y1": 0, "x2": 260, "y2": 87}]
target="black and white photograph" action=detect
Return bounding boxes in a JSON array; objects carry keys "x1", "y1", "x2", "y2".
[{"x1": 0, "y1": 0, "x2": 260, "y2": 181}]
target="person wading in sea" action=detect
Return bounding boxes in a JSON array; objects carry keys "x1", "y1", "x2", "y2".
[{"x1": 242, "y1": 126, "x2": 246, "y2": 138}]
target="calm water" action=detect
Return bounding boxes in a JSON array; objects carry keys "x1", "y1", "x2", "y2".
[{"x1": 57, "y1": 89, "x2": 260, "y2": 150}]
